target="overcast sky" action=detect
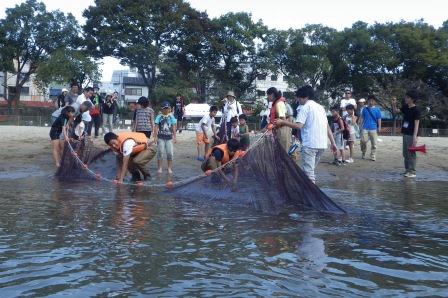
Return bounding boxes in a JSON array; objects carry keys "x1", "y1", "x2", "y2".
[{"x1": 1, "y1": 0, "x2": 446, "y2": 82}]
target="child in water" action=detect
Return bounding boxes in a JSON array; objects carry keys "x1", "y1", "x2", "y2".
[{"x1": 49, "y1": 106, "x2": 76, "y2": 168}]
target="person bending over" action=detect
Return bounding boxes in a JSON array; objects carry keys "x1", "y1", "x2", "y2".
[
  {"x1": 104, "y1": 132, "x2": 156, "y2": 183},
  {"x1": 49, "y1": 106, "x2": 76, "y2": 168}
]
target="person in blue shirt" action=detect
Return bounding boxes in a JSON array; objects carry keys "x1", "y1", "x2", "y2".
[
  {"x1": 153, "y1": 101, "x2": 177, "y2": 174},
  {"x1": 361, "y1": 95, "x2": 382, "y2": 161}
]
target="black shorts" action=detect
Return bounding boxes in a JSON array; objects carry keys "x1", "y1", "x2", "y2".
[
  {"x1": 175, "y1": 114, "x2": 183, "y2": 121},
  {"x1": 49, "y1": 127, "x2": 62, "y2": 140}
]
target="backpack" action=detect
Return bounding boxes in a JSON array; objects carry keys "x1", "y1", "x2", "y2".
[{"x1": 341, "y1": 116, "x2": 350, "y2": 140}]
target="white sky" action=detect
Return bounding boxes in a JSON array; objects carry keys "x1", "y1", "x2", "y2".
[{"x1": 1, "y1": 0, "x2": 446, "y2": 82}]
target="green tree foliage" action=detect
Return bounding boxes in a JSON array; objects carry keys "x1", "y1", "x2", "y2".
[
  {"x1": 211, "y1": 12, "x2": 270, "y2": 100},
  {"x1": 0, "y1": 0, "x2": 80, "y2": 104},
  {"x1": 83, "y1": 0, "x2": 194, "y2": 96}
]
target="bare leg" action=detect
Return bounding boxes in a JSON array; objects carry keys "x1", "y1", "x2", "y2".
[
  {"x1": 167, "y1": 160, "x2": 173, "y2": 174},
  {"x1": 52, "y1": 140, "x2": 61, "y2": 167},
  {"x1": 157, "y1": 160, "x2": 163, "y2": 173}
]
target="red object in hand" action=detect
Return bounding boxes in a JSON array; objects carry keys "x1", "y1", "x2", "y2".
[{"x1": 408, "y1": 144, "x2": 426, "y2": 154}]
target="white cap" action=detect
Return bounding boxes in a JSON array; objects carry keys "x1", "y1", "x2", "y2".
[
  {"x1": 62, "y1": 88, "x2": 69, "y2": 93},
  {"x1": 358, "y1": 98, "x2": 366, "y2": 103}
]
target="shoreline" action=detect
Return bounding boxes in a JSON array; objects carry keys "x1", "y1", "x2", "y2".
[{"x1": 1, "y1": 125, "x2": 447, "y2": 183}]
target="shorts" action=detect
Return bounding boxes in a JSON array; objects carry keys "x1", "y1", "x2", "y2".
[
  {"x1": 347, "y1": 133, "x2": 356, "y2": 142},
  {"x1": 49, "y1": 127, "x2": 62, "y2": 141},
  {"x1": 196, "y1": 132, "x2": 210, "y2": 145},
  {"x1": 334, "y1": 133, "x2": 345, "y2": 150},
  {"x1": 157, "y1": 138, "x2": 174, "y2": 161},
  {"x1": 175, "y1": 114, "x2": 183, "y2": 121}
]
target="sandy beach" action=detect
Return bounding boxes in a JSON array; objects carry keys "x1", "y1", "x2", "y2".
[{"x1": 1, "y1": 125, "x2": 447, "y2": 183}]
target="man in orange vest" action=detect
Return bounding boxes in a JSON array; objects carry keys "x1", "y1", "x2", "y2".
[
  {"x1": 201, "y1": 139, "x2": 243, "y2": 190},
  {"x1": 104, "y1": 132, "x2": 156, "y2": 183}
]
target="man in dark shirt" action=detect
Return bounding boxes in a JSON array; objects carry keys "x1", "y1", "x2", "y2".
[{"x1": 392, "y1": 90, "x2": 421, "y2": 178}]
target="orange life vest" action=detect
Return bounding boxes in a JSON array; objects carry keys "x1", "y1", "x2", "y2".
[
  {"x1": 116, "y1": 132, "x2": 148, "y2": 155},
  {"x1": 206, "y1": 144, "x2": 244, "y2": 165},
  {"x1": 269, "y1": 97, "x2": 286, "y2": 123}
]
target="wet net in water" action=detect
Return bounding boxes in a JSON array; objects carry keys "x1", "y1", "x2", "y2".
[{"x1": 57, "y1": 134, "x2": 346, "y2": 214}]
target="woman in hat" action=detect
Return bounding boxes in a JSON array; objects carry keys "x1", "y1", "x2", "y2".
[{"x1": 221, "y1": 91, "x2": 243, "y2": 141}]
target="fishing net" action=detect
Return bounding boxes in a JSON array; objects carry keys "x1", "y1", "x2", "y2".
[{"x1": 57, "y1": 133, "x2": 346, "y2": 214}]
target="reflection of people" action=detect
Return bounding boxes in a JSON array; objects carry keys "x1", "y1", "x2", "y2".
[
  {"x1": 104, "y1": 132, "x2": 156, "y2": 183},
  {"x1": 392, "y1": 90, "x2": 421, "y2": 178},
  {"x1": 112, "y1": 186, "x2": 150, "y2": 241}
]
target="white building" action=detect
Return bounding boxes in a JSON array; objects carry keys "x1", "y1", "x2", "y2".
[
  {"x1": 110, "y1": 69, "x2": 149, "y2": 106},
  {"x1": 254, "y1": 73, "x2": 295, "y2": 101},
  {"x1": 0, "y1": 69, "x2": 46, "y2": 102}
]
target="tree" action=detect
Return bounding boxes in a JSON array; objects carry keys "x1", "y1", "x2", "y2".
[
  {"x1": 211, "y1": 12, "x2": 269, "y2": 99},
  {"x1": 83, "y1": 0, "x2": 194, "y2": 96},
  {"x1": 0, "y1": 0, "x2": 80, "y2": 106},
  {"x1": 34, "y1": 49, "x2": 101, "y2": 93}
]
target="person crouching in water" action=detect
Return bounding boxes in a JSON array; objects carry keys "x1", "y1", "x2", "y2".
[
  {"x1": 201, "y1": 138, "x2": 243, "y2": 189},
  {"x1": 50, "y1": 106, "x2": 76, "y2": 168},
  {"x1": 104, "y1": 132, "x2": 156, "y2": 183}
]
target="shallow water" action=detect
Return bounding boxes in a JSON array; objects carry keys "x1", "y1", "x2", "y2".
[{"x1": 0, "y1": 175, "x2": 447, "y2": 297}]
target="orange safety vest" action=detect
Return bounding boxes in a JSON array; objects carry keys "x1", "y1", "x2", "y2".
[
  {"x1": 269, "y1": 97, "x2": 286, "y2": 123},
  {"x1": 117, "y1": 132, "x2": 148, "y2": 155},
  {"x1": 206, "y1": 144, "x2": 244, "y2": 165}
]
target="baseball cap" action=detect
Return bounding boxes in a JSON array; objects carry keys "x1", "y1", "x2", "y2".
[
  {"x1": 161, "y1": 101, "x2": 171, "y2": 109},
  {"x1": 62, "y1": 88, "x2": 69, "y2": 93},
  {"x1": 358, "y1": 98, "x2": 366, "y2": 103}
]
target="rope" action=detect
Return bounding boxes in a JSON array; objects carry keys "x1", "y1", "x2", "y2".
[{"x1": 64, "y1": 128, "x2": 272, "y2": 191}]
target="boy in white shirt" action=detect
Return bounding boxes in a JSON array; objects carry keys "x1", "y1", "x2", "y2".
[{"x1": 196, "y1": 105, "x2": 219, "y2": 161}]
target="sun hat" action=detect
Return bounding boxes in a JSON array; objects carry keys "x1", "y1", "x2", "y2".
[{"x1": 226, "y1": 91, "x2": 236, "y2": 98}]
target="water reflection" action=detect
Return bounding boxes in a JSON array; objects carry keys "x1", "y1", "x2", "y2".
[{"x1": 0, "y1": 177, "x2": 447, "y2": 296}]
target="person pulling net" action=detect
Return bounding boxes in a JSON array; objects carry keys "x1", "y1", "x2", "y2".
[{"x1": 56, "y1": 126, "x2": 345, "y2": 214}]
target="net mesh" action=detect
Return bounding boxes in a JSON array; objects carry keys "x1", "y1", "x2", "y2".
[{"x1": 57, "y1": 134, "x2": 346, "y2": 214}]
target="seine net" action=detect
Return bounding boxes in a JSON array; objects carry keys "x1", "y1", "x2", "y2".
[{"x1": 57, "y1": 134, "x2": 346, "y2": 214}]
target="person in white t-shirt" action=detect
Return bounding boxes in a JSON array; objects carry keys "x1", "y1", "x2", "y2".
[
  {"x1": 275, "y1": 85, "x2": 337, "y2": 183},
  {"x1": 75, "y1": 87, "x2": 94, "y2": 134},
  {"x1": 196, "y1": 105, "x2": 219, "y2": 161},
  {"x1": 104, "y1": 132, "x2": 156, "y2": 183},
  {"x1": 340, "y1": 89, "x2": 357, "y2": 116}
]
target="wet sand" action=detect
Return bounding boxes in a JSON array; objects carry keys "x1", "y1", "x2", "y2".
[{"x1": 0, "y1": 125, "x2": 447, "y2": 183}]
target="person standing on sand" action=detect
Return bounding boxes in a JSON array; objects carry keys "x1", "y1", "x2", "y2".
[
  {"x1": 344, "y1": 104, "x2": 358, "y2": 163},
  {"x1": 196, "y1": 105, "x2": 219, "y2": 161},
  {"x1": 340, "y1": 89, "x2": 357, "y2": 117},
  {"x1": 267, "y1": 87, "x2": 291, "y2": 153},
  {"x1": 49, "y1": 106, "x2": 76, "y2": 168},
  {"x1": 102, "y1": 94, "x2": 115, "y2": 133},
  {"x1": 153, "y1": 101, "x2": 177, "y2": 174},
  {"x1": 360, "y1": 95, "x2": 382, "y2": 161},
  {"x1": 392, "y1": 90, "x2": 421, "y2": 178},
  {"x1": 173, "y1": 94, "x2": 185, "y2": 133},
  {"x1": 56, "y1": 88, "x2": 68, "y2": 109},
  {"x1": 275, "y1": 85, "x2": 337, "y2": 184},
  {"x1": 132, "y1": 96, "x2": 155, "y2": 139},
  {"x1": 222, "y1": 91, "x2": 243, "y2": 141}
]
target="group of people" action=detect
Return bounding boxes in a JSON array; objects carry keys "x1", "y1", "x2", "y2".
[
  {"x1": 272, "y1": 87, "x2": 421, "y2": 181},
  {"x1": 50, "y1": 84, "x2": 119, "y2": 168},
  {"x1": 51, "y1": 83, "x2": 422, "y2": 186}
]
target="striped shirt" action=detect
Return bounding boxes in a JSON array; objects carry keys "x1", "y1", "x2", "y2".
[
  {"x1": 295, "y1": 100, "x2": 328, "y2": 149},
  {"x1": 134, "y1": 107, "x2": 154, "y2": 132}
]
